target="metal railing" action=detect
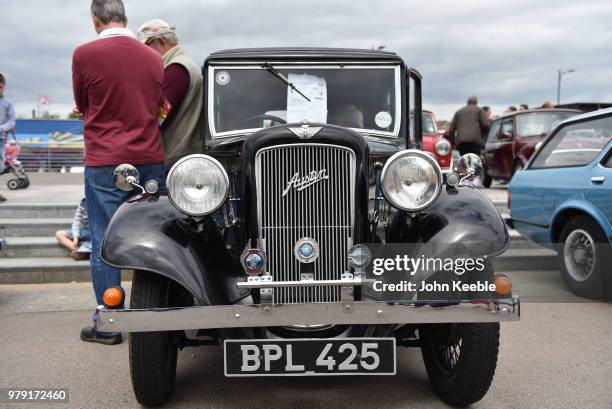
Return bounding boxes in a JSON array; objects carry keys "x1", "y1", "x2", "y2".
[{"x1": 12, "y1": 141, "x2": 85, "y2": 172}]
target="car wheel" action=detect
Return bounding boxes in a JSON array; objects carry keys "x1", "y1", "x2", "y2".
[
  {"x1": 512, "y1": 161, "x2": 524, "y2": 177},
  {"x1": 421, "y1": 323, "x2": 499, "y2": 406},
  {"x1": 482, "y1": 173, "x2": 492, "y2": 188},
  {"x1": 129, "y1": 271, "x2": 178, "y2": 407},
  {"x1": 7, "y1": 179, "x2": 20, "y2": 190},
  {"x1": 559, "y1": 215, "x2": 609, "y2": 300}
]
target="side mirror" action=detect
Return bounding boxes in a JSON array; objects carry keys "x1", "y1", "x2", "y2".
[
  {"x1": 457, "y1": 153, "x2": 482, "y2": 180},
  {"x1": 113, "y1": 164, "x2": 141, "y2": 192},
  {"x1": 445, "y1": 153, "x2": 483, "y2": 187}
]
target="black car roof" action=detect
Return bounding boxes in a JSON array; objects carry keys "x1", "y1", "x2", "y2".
[{"x1": 205, "y1": 47, "x2": 404, "y2": 64}]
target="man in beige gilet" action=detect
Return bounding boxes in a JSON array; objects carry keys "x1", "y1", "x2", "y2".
[{"x1": 138, "y1": 19, "x2": 203, "y2": 169}]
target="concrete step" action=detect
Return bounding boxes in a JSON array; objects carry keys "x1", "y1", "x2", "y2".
[
  {"x1": 0, "y1": 218, "x2": 73, "y2": 237},
  {"x1": 0, "y1": 257, "x2": 134, "y2": 284},
  {"x1": 1, "y1": 237, "x2": 71, "y2": 258},
  {"x1": 0, "y1": 257, "x2": 91, "y2": 284},
  {"x1": 0, "y1": 203, "x2": 76, "y2": 218},
  {"x1": 491, "y1": 247, "x2": 558, "y2": 272}
]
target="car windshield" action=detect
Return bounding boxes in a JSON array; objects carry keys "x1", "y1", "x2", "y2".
[
  {"x1": 516, "y1": 111, "x2": 576, "y2": 137},
  {"x1": 209, "y1": 66, "x2": 399, "y2": 137},
  {"x1": 423, "y1": 113, "x2": 437, "y2": 134},
  {"x1": 530, "y1": 115, "x2": 612, "y2": 168}
]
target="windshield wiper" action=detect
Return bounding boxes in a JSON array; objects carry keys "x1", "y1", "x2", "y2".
[{"x1": 262, "y1": 63, "x2": 311, "y2": 102}]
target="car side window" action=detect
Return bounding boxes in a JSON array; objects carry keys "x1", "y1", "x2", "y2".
[
  {"x1": 603, "y1": 149, "x2": 612, "y2": 168},
  {"x1": 500, "y1": 118, "x2": 514, "y2": 139},
  {"x1": 530, "y1": 116, "x2": 612, "y2": 169},
  {"x1": 486, "y1": 120, "x2": 501, "y2": 143}
]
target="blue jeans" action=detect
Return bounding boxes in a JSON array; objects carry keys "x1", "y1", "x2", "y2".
[{"x1": 85, "y1": 163, "x2": 166, "y2": 332}]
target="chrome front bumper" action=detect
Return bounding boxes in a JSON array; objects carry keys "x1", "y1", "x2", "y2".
[{"x1": 96, "y1": 297, "x2": 520, "y2": 332}]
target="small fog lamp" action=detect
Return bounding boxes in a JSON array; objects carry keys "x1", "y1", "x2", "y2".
[
  {"x1": 347, "y1": 244, "x2": 371, "y2": 269},
  {"x1": 494, "y1": 274, "x2": 512, "y2": 296},
  {"x1": 241, "y1": 249, "x2": 266, "y2": 275},
  {"x1": 102, "y1": 286, "x2": 125, "y2": 308}
]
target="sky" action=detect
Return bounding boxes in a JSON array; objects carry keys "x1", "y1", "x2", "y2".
[{"x1": 2, "y1": 0, "x2": 612, "y2": 120}]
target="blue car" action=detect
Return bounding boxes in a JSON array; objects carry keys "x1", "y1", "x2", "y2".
[{"x1": 509, "y1": 108, "x2": 612, "y2": 300}]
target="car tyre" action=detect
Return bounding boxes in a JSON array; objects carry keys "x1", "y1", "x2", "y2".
[
  {"x1": 129, "y1": 271, "x2": 178, "y2": 407},
  {"x1": 482, "y1": 173, "x2": 492, "y2": 188},
  {"x1": 421, "y1": 323, "x2": 499, "y2": 406},
  {"x1": 512, "y1": 161, "x2": 524, "y2": 177},
  {"x1": 559, "y1": 215, "x2": 609, "y2": 300}
]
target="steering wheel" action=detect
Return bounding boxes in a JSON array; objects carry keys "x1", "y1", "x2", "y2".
[{"x1": 237, "y1": 114, "x2": 287, "y2": 128}]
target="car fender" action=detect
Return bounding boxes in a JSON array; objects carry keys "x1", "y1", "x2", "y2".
[
  {"x1": 101, "y1": 195, "x2": 246, "y2": 305},
  {"x1": 386, "y1": 185, "x2": 510, "y2": 258},
  {"x1": 550, "y1": 199, "x2": 612, "y2": 243}
]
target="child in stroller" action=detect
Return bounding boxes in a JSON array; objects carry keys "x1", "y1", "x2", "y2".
[{"x1": 2, "y1": 130, "x2": 30, "y2": 189}]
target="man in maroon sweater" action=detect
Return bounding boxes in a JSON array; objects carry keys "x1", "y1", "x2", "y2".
[{"x1": 72, "y1": 0, "x2": 166, "y2": 345}]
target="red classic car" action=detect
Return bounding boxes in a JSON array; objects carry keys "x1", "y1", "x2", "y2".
[
  {"x1": 482, "y1": 108, "x2": 580, "y2": 187},
  {"x1": 422, "y1": 110, "x2": 453, "y2": 171}
]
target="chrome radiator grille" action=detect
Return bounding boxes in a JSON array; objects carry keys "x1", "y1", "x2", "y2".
[{"x1": 255, "y1": 144, "x2": 356, "y2": 303}]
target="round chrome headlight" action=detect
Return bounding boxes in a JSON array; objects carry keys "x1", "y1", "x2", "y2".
[
  {"x1": 435, "y1": 139, "x2": 451, "y2": 156},
  {"x1": 166, "y1": 154, "x2": 229, "y2": 217},
  {"x1": 381, "y1": 150, "x2": 442, "y2": 211}
]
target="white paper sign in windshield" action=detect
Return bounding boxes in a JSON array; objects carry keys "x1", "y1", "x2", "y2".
[{"x1": 286, "y1": 73, "x2": 327, "y2": 124}]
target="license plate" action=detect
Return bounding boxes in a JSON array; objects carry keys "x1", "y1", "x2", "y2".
[{"x1": 224, "y1": 338, "x2": 396, "y2": 376}]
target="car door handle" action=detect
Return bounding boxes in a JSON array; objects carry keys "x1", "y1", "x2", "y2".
[{"x1": 591, "y1": 176, "x2": 605, "y2": 184}]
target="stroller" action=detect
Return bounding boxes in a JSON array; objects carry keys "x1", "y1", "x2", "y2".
[{"x1": 2, "y1": 130, "x2": 30, "y2": 190}]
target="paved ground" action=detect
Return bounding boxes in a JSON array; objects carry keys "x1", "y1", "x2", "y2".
[
  {"x1": 0, "y1": 173, "x2": 84, "y2": 203},
  {"x1": 0, "y1": 282, "x2": 611, "y2": 409},
  {"x1": 0, "y1": 286, "x2": 611, "y2": 409}
]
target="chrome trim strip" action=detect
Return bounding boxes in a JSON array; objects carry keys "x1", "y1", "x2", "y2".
[
  {"x1": 209, "y1": 60, "x2": 400, "y2": 65},
  {"x1": 208, "y1": 65, "x2": 401, "y2": 139},
  {"x1": 97, "y1": 299, "x2": 520, "y2": 332},
  {"x1": 237, "y1": 278, "x2": 375, "y2": 289},
  {"x1": 509, "y1": 216, "x2": 549, "y2": 229}
]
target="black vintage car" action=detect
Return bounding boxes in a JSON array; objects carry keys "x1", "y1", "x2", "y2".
[{"x1": 97, "y1": 48, "x2": 519, "y2": 407}]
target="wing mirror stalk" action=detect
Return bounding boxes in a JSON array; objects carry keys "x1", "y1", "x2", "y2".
[{"x1": 113, "y1": 164, "x2": 159, "y2": 195}]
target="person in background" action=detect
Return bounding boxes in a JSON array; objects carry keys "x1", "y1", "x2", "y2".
[
  {"x1": 503, "y1": 105, "x2": 518, "y2": 115},
  {"x1": 55, "y1": 198, "x2": 92, "y2": 261},
  {"x1": 481, "y1": 106, "x2": 492, "y2": 138},
  {"x1": 0, "y1": 73, "x2": 16, "y2": 202},
  {"x1": 447, "y1": 96, "x2": 490, "y2": 188},
  {"x1": 138, "y1": 19, "x2": 203, "y2": 170},
  {"x1": 328, "y1": 104, "x2": 364, "y2": 128},
  {"x1": 72, "y1": 0, "x2": 166, "y2": 345},
  {"x1": 519, "y1": 103, "x2": 529, "y2": 110},
  {"x1": 541, "y1": 101, "x2": 554, "y2": 109}
]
